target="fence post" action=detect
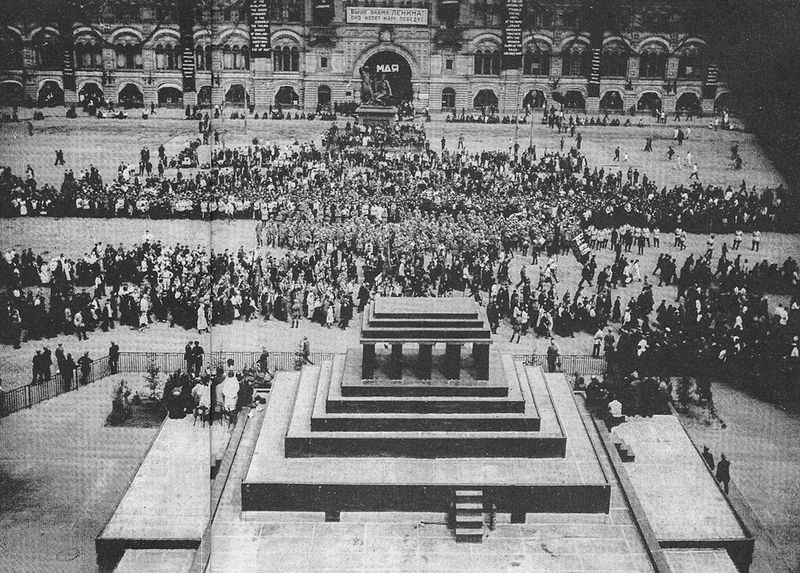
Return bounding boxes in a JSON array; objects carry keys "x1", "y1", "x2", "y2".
[{"x1": 26, "y1": 385, "x2": 32, "y2": 409}]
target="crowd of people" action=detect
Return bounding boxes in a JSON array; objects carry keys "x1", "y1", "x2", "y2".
[
  {"x1": 322, "y1": 122, "x2": 427, "y2": 149},
  {"x1": 1, "y1": 122, "x2": 798, "y2": 420}
]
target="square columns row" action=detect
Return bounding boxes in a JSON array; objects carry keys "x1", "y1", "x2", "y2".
[{"x1": 361, "y1": 343, "x2": 490, "y2": 381}]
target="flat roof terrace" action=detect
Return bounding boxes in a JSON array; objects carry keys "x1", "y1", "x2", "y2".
[{"x1": 372, "y1": 297, "x2": 479, "y2": 319}]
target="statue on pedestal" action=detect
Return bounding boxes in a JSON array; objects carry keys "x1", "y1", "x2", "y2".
[{"x1": 359, "y1": 67, "x2": 393, "y2": 106}]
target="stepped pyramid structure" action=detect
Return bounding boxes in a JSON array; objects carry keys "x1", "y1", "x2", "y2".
[{"x1": 242, "y1": 298, "x2": 610, "y2": 540}]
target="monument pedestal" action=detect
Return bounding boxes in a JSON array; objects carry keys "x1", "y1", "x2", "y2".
[{"x1": 356, "y1": 105, "x2": 397, "y2": 127}]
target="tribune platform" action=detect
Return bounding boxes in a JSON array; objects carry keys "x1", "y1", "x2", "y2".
[{"x1": 242, "y1": 299, "x2": 611, "y2": 529}]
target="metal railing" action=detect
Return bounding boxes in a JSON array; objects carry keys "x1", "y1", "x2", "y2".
[
  {"x1": 1, "y1": 355, "x2": 111, "y2": 418},
  {"x1": 0, "y1": 351, "x2": 333, "y2": 418},
  {"x1": 515, "y1": 354, "x2": 607, "y2": 376}
]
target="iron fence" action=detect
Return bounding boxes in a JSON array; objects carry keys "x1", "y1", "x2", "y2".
[
  {"x1": 0, "y1": 351, "x2": 334, "y2": 418},
  {"x1": 0, "y1": 355, "x2": 111, "y2": 418},
  {"x1": 515, "y1": 354, "x2": 607, "y2": 376}
]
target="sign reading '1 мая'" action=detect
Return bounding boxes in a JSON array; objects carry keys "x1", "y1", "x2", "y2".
[{"x1": 346, "y1": 7, "x2": 428, "y2": 25}]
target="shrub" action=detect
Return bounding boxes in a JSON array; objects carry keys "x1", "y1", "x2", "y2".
[{"x1": 144, "y1": 358, "x2": 161, "y2": 400}]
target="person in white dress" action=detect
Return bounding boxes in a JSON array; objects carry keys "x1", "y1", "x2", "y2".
[{"x1": 197, "y1": 302, "x2": 209, "y2": 334}]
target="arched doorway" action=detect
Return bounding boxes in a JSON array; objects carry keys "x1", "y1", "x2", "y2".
[
  {"x1": 473, "y1": 89, "x2": 498, "y2": 110},
  {"x1": 563, "y1": 90, "x2": 585, "y2": 110},
  {"x1": 317, "y1": 85, "x2": 331, "y2": 107},
  {"x1": 441, "y1": 88, "x2": 456, "y2": 110},
  {"x1": 637, "y1": 92, "x2": 662, "y2": 114},
  {"x1": 119, "y1": 84, "x2": 144, "y2": 108},
  {"x1": 522, "y1": 89, "x2": 546, "y2": 109},
  {"x1": 600, "y1": 90, "x2": 623, "y2": 112},
  {"x1": 78, "y1": 82, "x2": 103, "y2": 106},
  {"x1": 275, "y1": 86, "x2": 299, "y2": 107},
  {"x1": 225, "y1": 84, "x2": 246, "y2": 105},
  {"x1": 363, "y1": 51, "x2": 413, "y2": 103},
  {"x1": 38, "y1": 81, "x2": 64, "y2": 107},
  {"x1": 676, "y1": 92, "x2": 702, "y2": 115},
  {"x1": 197, "y1": 86, "x2": 211, "y2": 108},
  {"x1": 715, "y1": 92, "x2": 735, "y2": 114},
  {"x1": 37, "y1": 81, "x2": 64, "y2": 107},
  {"x1": 158, "y1": 86, "x2": 183, "y2": 107},
  {"x1": 0, "y1": 81, "x2": 23, "y2": 107}
]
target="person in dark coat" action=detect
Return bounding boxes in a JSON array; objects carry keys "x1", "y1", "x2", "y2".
[
  {"x1": 191, "y1": 341, "x2": 204, "y2": 376},
  {"x1": 62, "y1": 353, "x2": 76, "y2": 391},
  {"x1": 77, "y1": 352, "x2": 93, "y2": 385},
  {"x1": 716, "y1": 453, "x2": 731, "y2": 494},
  {"x1": 109, "y1": 341, "x2": 120, "y2": 374},
  {"x1": 701, "y1": 445, "x2": 715, "y2": 471}
]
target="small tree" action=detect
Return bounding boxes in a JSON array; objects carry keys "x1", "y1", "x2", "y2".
[{"x1": 144, "y1": 358, "x2": 161, "y2": 400}]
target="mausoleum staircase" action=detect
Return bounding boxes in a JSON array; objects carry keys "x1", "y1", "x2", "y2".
[{"x1": 453, "y1": 489, "x2": 485, "y2": 542}]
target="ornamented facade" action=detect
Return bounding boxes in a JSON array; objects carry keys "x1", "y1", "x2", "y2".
[{"x1": 0, "y1": 0, "x2": 732, "y2": 114}]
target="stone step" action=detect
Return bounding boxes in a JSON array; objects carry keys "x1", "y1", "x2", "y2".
[
  {"x1": 455, "y1": 502, "x2": 484, "y2": 512},
  {"x1": 454, "y1": 528, "x2": 484, "y2": 542},
  {"x1": 455, "y1": 489, "x2": 483, "y2": 497},
  {"x1": 310, "y1": 411, "x2": 540, "y2": 432},
  {"x1": 365, "y1": 318, "x2": 487, "y2": 329},
  {"x1": 285, "y1": 429, "x2": 566, "y2": 458},
  {"x1": 454, "y1": 515, "x2": 484, "y2": 527},
  {"x1": 339, "y1": 382, "x2": 508, "y2": 398},
  {"x1": 325, "y1": 395, "x2": 525, "y2": 414}
]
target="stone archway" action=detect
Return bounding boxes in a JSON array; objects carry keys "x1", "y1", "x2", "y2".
[
  {"x1": 118, "y1": 83, "x2": 144, "y2": 109},
  {"x1": 0, "y1": 81, "x2": 23, "y2": 107},
  {"x1": 38, "y1": 80, "x2": 64, "y2": 107},
  {"x1": 522, "y1": 89, "x2": 547, "y2": 110},
  {"x1": 158, "y1": 86, "x2": 183, "y2": 107},
  {"x1": 362, "y1": 51, "x2": 414, "y2": 102},
  {"x1": 600, "y1": 90, "x2": 624, "y2": 112},
  {"x1": 676, "y1": 92, "x2": 702, "y2": 115},
  {"x1": 637, "y1": 92, "x2": 662, "y2": 114}
]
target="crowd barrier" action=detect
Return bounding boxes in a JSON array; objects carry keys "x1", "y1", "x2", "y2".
[
  {"x1": 515, "y1": 354, "x2": 607, "y2": 376},
  {"x1": 0, "y1": 351, "x2": 334, "y2": 418}
]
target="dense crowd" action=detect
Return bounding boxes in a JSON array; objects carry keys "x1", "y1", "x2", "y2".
[
  {"x1": 322, "y1": 122, "x2": 427, "y2": 149},
  {"x1": 1, "y1": 130, "x2": 798, "y2": 409}
]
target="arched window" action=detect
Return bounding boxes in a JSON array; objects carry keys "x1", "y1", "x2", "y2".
[
  {"x1": 223, "y1": 45, "x2": 233, "y2": 69},
  {"x1": 0, "y1": 29, "x2": 23, "y2": 69},
  {"x1": 271, "y1": 0, "x2": 304, "y2": 22},
  {"x1": 678, "y1": 46, "x2": 706, "y2": 79},
  {"x1": 155, "y1": 45, "x2": 166, "y2": 69},
  {"x1": 601, "y1": 44, "x2": 628, "y2": 77},
  {"x1": 441, "y1": 87, "x2": 456, "y2": 109},
  {"x1": 33, "y1": 31, "x2": 61, "y2": 70},
  {"x1": 115, "y1": 43, "x2": 142, "y2": 69},
  {"x1": 282, "y1": 46, "x2": 291, "y2": 71},
  {"x1": 274, "y1": 45, "x2": 299, "y2": 72},
  {"x1": 474, "y1": 48, "x2": 500, "y2": 75},
  {"x1": 317, "y1": 84, "x2": 331, "y2": 106},
  {"x1": 523, "y1": 43, "x2": 550, "y2": 76},
  {"x1": 639, "y1": 48, "x2": 667, "y2": 78},
  {"x1": 205, "y1": 45, "x2": 213, "y2": 70},
  {"x1": 75, "y1": 36, "x2": 103, "y2": 70},
  {"x1": 232, "y1": 45, "x2": 240, "y2": 69},
  {"x1": 241, "y1": 46, "x2": 250, "y2": 70},
  {"x1": 195, "y1": 45, "x2": 205, "y2": 70},
  {"x1": 561, "y1": 47, "x2": 590, "y2": 77},
  {"x1": 167, "y1": 43, "x2": 181, "y2": 69}
]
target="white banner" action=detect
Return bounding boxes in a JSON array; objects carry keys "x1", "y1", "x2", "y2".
[{"x1": 346, "y1": 7, "x2": 428, "y2": 25}]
